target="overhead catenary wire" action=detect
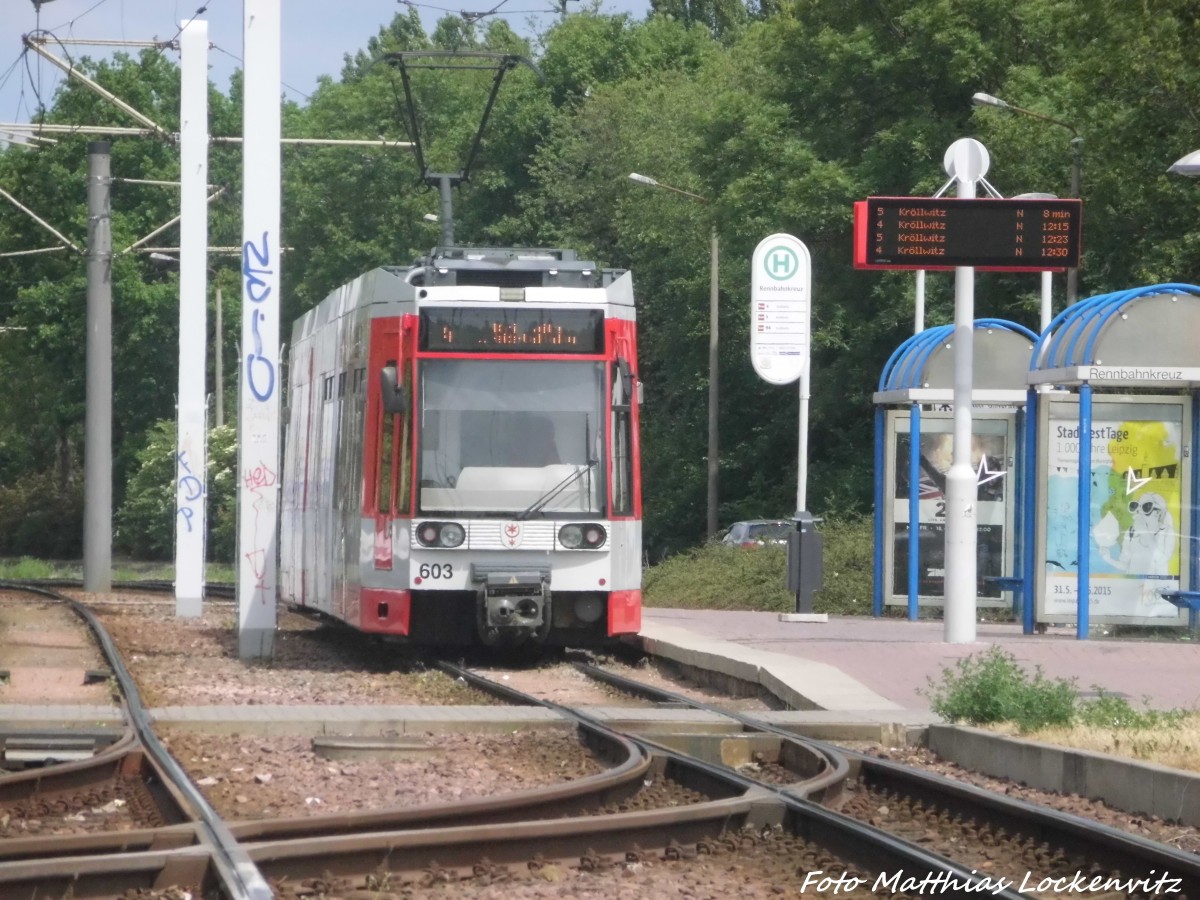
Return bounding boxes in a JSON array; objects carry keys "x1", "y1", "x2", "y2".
[
  {"x1": 210, "y1": 44, "x2": 313, "y2": 103},
  {"x1": 42, "y1": 0, "x2": 118, "y2": 32},
  {"x1": 156, "y1": 3, "x2": 214, "y2": 57}
]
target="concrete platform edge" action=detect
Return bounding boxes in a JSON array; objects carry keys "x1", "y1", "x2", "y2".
[
  {"x1": 929, "y1": 723, "x2": 1200, "y2": 827},
  {"x1": 637, "y1": 621, "x2": 904, "y2": 713}
]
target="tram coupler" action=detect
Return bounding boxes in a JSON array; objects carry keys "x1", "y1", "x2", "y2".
[{"x1": 477, "y1": 571, "x2": 550, "y2": 643}]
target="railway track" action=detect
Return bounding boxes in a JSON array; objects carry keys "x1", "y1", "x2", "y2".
[
  {"x1": 0, "y1": 588, "x2": 903, "y2": 896},
  {"x1": 2, "y1": 581, "x2": 1198, "y2": 897},
  {"x1": 0, "y1": 584, "x2": 269, "y2": 899},
  {"x1": 570, "y1": 659, "x2": 1200, "y2": 897}
]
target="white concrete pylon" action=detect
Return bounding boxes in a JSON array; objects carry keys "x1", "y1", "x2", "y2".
[
  {"x1": 175, "y1": 17, "x2": 208, "y2": 618},
  {"x1": 238, "y1": 0, "x2": 281, "y2": 659}
]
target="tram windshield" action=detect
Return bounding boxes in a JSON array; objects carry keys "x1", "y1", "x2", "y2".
[{"x1": 418, "y1": 359, "x2": 606, "y2": 516}]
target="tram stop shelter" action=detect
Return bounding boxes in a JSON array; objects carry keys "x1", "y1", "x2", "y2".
[
  {"x1": 1023, "y1": 282, "x2": 1200, "y2": 639},
  {"x1": 872, "y1": 319, "x2": 1038, "y2": 622}
]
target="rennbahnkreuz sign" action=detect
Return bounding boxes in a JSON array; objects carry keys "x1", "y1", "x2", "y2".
[
  {"x1": 750, "y1": 233, "x2": 811, "y2": 386},
  {"x1": 1031, "y1": 366, "x2": 1200, "y2": 387}
]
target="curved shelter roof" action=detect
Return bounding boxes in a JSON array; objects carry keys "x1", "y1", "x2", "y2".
[
  {"x1": 873, "y1": 319, "x2": 1039, "y2": 405},
  {"x1": 1029, "y1": 283, "x2": 1200, "y2": 388}
]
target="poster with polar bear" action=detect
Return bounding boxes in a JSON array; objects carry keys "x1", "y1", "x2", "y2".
[{"x1": 1043, "y1": 398, "x2": 1186, "y2": 619}]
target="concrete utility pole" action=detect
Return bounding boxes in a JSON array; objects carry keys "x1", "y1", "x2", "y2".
[
  {"x1": 238, "y1": 0, "x2": 282, "y2": 659},
  {"x1": 83, "y1": 141, "x2": 112, "y2": 593},
  {"x1": 215, "y1": 282, "x2": 224, "y2": 427},
  {"x1": 175, "y1": 17, "x2": 209, "y2": 617}
]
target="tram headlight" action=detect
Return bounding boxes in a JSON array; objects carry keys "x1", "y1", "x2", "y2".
[
  {"x1": 559, "y1": 523, "x2": 606, "y2": 550},
  {"x1": 439, "y1": 522, "x2": 465, "y2": 547},
  {"x1": 417, "y1": 521, "x2": 465, "y2": 548}
]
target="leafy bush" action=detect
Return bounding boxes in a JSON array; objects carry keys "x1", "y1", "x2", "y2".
[
  {"x1": 644, "y1": 543, "x2": 795, "y2": 611},
  {"x1": 642, "y1": 516, "x2": 872, "y2": 615},
  {"x1": 1075, "y1": 690, "x2": 1186, "y2": 730},
  {"x1": 0, "y1": 470, "x2": 83, "y2": 558},
  {"x1": 115, "y1": 420, "x2": 238, "y2": 562},
  {"x1": 812, "y1": 516, "x2": 874, "y2": 614},
  {"x1": 922, "y1": 645, "x2": 1077, "y2": 733}
]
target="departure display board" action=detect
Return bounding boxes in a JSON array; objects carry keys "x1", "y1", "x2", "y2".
[
  {"x1": 854, "y1": 197, "x2": 1082, "y2": 271},
  {"x1": 420, "y1": 308, "x2": 605, "y2": 353}
]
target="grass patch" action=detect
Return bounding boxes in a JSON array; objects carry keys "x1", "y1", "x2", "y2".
[
  {"x1": 0, "y1": 557, "x2": 235, "y2": 584},
  {"x1": 1018, "y1": 712, "x2": 1200, "y2": 772},
  {"x1": 925, "y1": 646, "x2": 1198, "y2": 769},
  {"x1": 1075, "y1": 690, "x2": 1188, "y2": 731},
  {"x1": 643, "y1": 516, "x2": 874, "y2": 615},
  {"x1": 0, "y1": 557, "x2": 59, "y2": 579}
]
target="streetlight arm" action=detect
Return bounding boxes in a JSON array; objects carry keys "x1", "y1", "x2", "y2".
[
  {"x1": 627, "y1": 172, "x2": 708, "y2": 203},
  {"x1": 972, "y1": 92, "x2": 1077, "y2": 138},
  {"x1": 1006, "y1": 102, "x2": 1078, "y2": 139},
  {"x1": 973, "y1": 92, "x2": 1082, "y2": 304}
]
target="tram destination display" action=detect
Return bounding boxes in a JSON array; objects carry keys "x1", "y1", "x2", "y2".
[
  {"x1": 420, "y1": 308, "x2": 605, "y2": 353},
  {"x1": 853, "y1": 197, "x2": 1082, "y2": 270}
]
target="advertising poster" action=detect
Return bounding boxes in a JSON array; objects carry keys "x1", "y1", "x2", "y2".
[
  {"x1": 1043, "y1": 403, "x2": 1184, "y2": 618},
  {"x1": 892, "y1": 429, "x2": 1007, "y2": 601}
]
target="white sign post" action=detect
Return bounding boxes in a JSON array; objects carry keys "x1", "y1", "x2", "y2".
[{"x1": 751, "y1": 234, "x2": 825, "y2": 622}]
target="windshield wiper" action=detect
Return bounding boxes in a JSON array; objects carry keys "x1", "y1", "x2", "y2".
[{"x1": 516, "y1": 460, "x2": 597, "y2": 521}]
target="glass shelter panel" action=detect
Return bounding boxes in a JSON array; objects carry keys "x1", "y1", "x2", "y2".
[
  {"x1": 418, "y1": 359, "x2": 605, "y2": 516},
  {"x1": 1037, "y1": 395, "x2": 1191, "y2": 624},
  {"x1": 885, "y1": 412, "x2": 1015, "y2": 606}
]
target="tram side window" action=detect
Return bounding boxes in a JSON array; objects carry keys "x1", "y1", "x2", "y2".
[
  {"x1": 611, "y1": 359, "x2": 634, "y2": 516},
  {"x1": 378, "y1": 413, "x2": 396, "y2": 513},
  {"x1": 376, "y1": 359, "x2": 413, "y2": 515}
]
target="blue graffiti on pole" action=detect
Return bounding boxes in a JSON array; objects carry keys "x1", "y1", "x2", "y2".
[
  {"x1": 243, "y1": 232, "x2": 273, "y2": 302},
  {"x1": 243, "y1": 231, "x2": 276, "y2": 401},
  {"x1": 176, "y1": 450, "x2": 205, "y2": 533}
]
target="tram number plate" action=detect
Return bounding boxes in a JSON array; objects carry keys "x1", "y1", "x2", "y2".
[{"x1": 418, "y1": 563, "x2": 454, "y2": 580}]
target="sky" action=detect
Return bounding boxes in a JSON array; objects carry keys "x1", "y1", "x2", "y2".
[{"x1": 0, "y1": 0, "x2": 651, "y2": 126}]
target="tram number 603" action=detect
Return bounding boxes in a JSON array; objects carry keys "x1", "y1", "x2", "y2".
[{"x1": 419, "y1": 563, "x2": 454, "y2": 580}]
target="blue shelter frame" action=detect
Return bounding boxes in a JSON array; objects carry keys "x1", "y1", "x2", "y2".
[
  {"x1": 1025, "y1": 283, "x2": 1200, "y2": 638},
  {"x1": 873, "y1": 319, "x2": 1038, "y2": 621}
]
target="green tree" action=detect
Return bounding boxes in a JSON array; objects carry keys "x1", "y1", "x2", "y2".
[
  {"x1": 8, "y1": 0, "x2": 1200, "y2": 569},
  {"x1": 0, "y1": 49, "x2": 241, "y2": 553},
  {"x1": 116, "y1": 420, "x2": 239, "y2": 562}
]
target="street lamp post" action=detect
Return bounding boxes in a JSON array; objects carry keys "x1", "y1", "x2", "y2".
[
  {"x1": 1013, "y1": 192, "x2": 1059, "y2": 332},
  {"x1": 629, "y1": 173, "x2": 720, "y2": 540},
  {"x1": 972, "y1": 92, "x2": 1081, "y2": 305}
]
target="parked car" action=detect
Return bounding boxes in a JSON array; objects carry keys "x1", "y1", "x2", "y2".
[{"x1": 721, "y1": 519, "x2": 792, "y2": 548}]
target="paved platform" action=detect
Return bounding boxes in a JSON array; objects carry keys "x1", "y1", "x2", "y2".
[{"x1": 641, "y1": 609, "x2": 1200, "y2": 713}]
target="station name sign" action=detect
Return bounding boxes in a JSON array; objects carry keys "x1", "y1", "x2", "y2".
[{"x1": 854, "y1": 197, "x2": 1082, "y2": 271}]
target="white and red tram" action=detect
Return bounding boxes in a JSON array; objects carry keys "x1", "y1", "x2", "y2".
[{"x1": 280, "y1": 246, "x2": 642, "y2": 647}]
